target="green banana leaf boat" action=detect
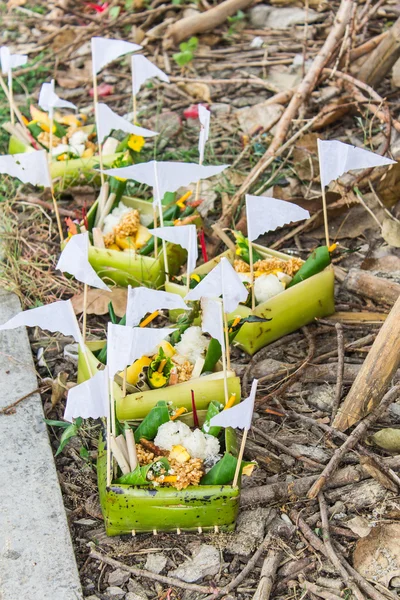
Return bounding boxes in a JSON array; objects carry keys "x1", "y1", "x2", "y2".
[
  {"x1": 165, "y1": 243, "x2": 335, "y2": 355},
  {"x1": 78, "y1": 342, "x2": 242, "y2": 535}
]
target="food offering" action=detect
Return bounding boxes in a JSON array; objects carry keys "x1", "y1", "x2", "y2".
[{"x1": 166, "y1": 240, "x2": 335, "y2": 355}]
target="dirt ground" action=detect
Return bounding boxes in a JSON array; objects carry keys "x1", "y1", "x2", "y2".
[{"x1": 2, "y1": 0, "x2": 400, "y2": 598}]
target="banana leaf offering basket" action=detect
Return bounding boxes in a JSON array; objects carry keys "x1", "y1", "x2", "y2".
[
  {"x1": 78, "y1": 342, "x2": 242, "y2": 536},
  {"x1": 165, "y1": 243, "x2": 335, "y2": 356}
]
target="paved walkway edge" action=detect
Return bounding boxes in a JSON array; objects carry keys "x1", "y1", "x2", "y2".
[{"x1": 0, "y1": 289, "x2": 83, "y2": 600}]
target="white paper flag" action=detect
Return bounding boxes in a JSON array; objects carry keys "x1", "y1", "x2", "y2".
[
  {"x1": 209, "y1": 379, "x2": 258, "y2": 431},
  {"x1": 198, "y1": 105, "x2": 210, "y2": 164},
  {"x1": 107, "y1": 323, "x2": 175, "y2": 378},
  {"x1": 0, "y1": 46, "x2": 27, "y2": 75},
  {"x1": 201, "y1": 297, "x2": 224, "y2": 346},
  {"x1": 131, "y1": 54, "x2": 169, "y2": 95},
  {"x1": 64, "y1": 368, "x2": 109, "y2": 422},
  {"x1": 38, "y1": 80, "x2": 76, "y2": 113},
  {"x1": 56, "y1": 232, "x2": 110, "y2": 291},
  {"x1": 151, "y1": 225, "x2": 198, "y2": 277},
  {"x1": 318, "y1": 138, "x2": 396, "y2": 188},
  {"x1": 246, "y1": 195, "x2": 310, "y2": 241},
  {"x1": 91, "y1": 37, "x2": 141, "y2": 76},
  {"x1": 185, "y1": 257, "x2": 248, "y2": 313},
  {"x1": 0, "y1": 150, "x2": 51, "y2": 187},
  {"x1": 96, "y1": 103, "x2": 157, "y2": 143},
  {"x1": 0, "y1": 299, "x2": 84, "y2": 349},
  {"x1": 101, "y1": 160, "x2": 229, "y2": 206},
  {"x1": 126, "y1": 287, "x2": 189, "y2": 327}
]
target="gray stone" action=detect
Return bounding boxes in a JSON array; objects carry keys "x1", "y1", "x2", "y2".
[
  {"x1": 126, "y1": 593, "x2": 148, "y2": 600},
  {"x1": 127, "y1": 580, "x2": 149, "y2": 599},
  {"x1": 249, "y1": 5, "x2": 271, "y2": 27},
  {"x1": 0, "y1": 289, "x2": 83, "y2": 599},
  {"x1": 145, "y1": 553, "x2": 167, "y2": 574},
  {"x1": 225, "y1": 507, "x2": 275, "y2": 557},
  {"x1": 108, "y1": 568, "x2": 130, "y2": 587},
  {"x1": 169, "y1": 544, "x2": 220, "y2": 583},
  {"x1": 105, "y1": 587, "x2": 126, "y2": 599},
  {"x1": 265, "y1": 7, "x2": 320, "y2": 29}
]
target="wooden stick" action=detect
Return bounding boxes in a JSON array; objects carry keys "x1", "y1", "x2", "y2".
[
  {"x1": 110, "y1": 435, "x2": 130, "y2": 475},
  {"x1": 167, "y1": 0, "x2": 256, "y2": 45},
  {"x1": 220, "y1": 302, "x2": 230, "y2": 406},
  {"x1": 232, "y1": 428, "x2": 247, "y2": 487},
  {"x1": 122, "y1": 366, "x2": 127, "y2": 397},
  {"x1": 153, "y1": 206, "x2": 158, "y2": 258},
  {"x1": 132, "y1": 60, "x2": 137, "y2": 124},
  {"x1": 50, "y1": 187, "x2": 64, "y2": 242},
  {"x1": 333, "y1": 294, "x2": 400, "y2": 431},
  {"x1": 125, "y1": 428, "x2": 138, "y2": 472},
  {"x1": 0, "y1": 73, "x2": 30, "y2": 135},
  {"x1": 223, "y1": 311, "x2": 231, "y2": 371},
  {"x1": 321, "y1": 185, "x2": 330, "y2": 248},
  {"x1": 211, "y1": 223, "x2": 236, "y2": 252},
  {"x1": 154, "y1": 175, "x2": 169, "y2": 281},
  {"x1": 82, "y1": 283, "x2": 89, "y2": 345},
  {"x1": 252, "y1": 546, "x2": 282, "y2": 600},
  {"x1": 249, "y1": 239, "x2": 255, "y2": 310},
  {"x1": 106, "y1": 376, "x2": 112, "y2": 487},
  {"x1": 8, "y1": 70, "x2": 14, "y2": 125},
  {"x1": 92, "y1": 74, "x2": 105, "y2": 186}
]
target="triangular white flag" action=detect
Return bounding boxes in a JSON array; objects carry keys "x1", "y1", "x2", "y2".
[
  {"x1": 318, "y1": 138, "x2": 396, "y2": 188},
  {"x1": 209, "y1": 379, "x2": 258, "y2": 430},
  {"x1": 126, "y1": 286, "x2": 189, "y2": 327},
  {"x1": 56, "y1": 232, "x2": 110, "y2": 291},
  {"x1": 64, "y1": 368, "x2": 109, "y2": 422},
  {"x1": 107, "y1": 323, "x2": 175, "y2": 378},
  {"x1": 151, "y1": 225, "x2": 198, "y2": 277},
  {"x1": 198, "y1": 105, "x2": 210, "y2": 164},
  {"x1": 91, "y1": 37, "x2": 141, "y2": 76},
  {"x1": 246, "y1": 195, "x2": 310, "y2": 241},
  {"x1": 131, "y1": 54, "x2": 169, "y2": 96},
  {"x1": 96, "y1": 103, "x2": 157, "y2": 143},
  {"x1": 0, "y1": 299, "x2": 84, "y2": 349},
  {"x1": 201, "y1": 297, "x2": 224, "y2": 347},
  {"x1": 0, "y1": 46, "x2": 27, "y2": 75},
  {"x1": 185, "y1": 257, "x2": 248, "y2": 313},
  {"x1": 38, "y1": 80, "x2": 76, "y2": 113},
  {"x1": 101, "y1": 160, "x2": 229, "y2": 207},
  {"x1": 0, "y1": 150, "x2": 51, "y2": 188}
]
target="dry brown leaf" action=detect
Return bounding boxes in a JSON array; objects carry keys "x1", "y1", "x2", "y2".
[
  {"x1": 183, "y1": 83, "x2": 211, "y2": 103},
  {"x1": 71, "y1": 287, "x2": 127, "y2": 317},
  {"x1": 7, "y1": 0, "x2": 27, "y2": 8},
  {"x1": 292, "y1": 133, "x2": 319, "y2": 180},
  {"x1": 312, "y1": 96, "x2": 352, "y2": 130},
  {"x1": 346, "y1": 516, "x2": 371, "y2": 538},
  {"x1": 377, "y1": 161, "x2": 400, "y2": 207},
  {"x1": 50, "y1": 28, "x2": 77, "y2": 52},
  {"x1": 51, "y1": 372, "x2": 69, "y2": 407},
  {"x1": 359, "y1": 456, "x2": 398, "y2": 493},
  {"x1": 353, "y1": 524, "x2": 400, "y2": 586}
]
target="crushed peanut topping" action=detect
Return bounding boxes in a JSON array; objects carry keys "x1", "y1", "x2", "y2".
[
  {"x1": 37, "y1": 131, "x2": 60, "y2": 149},
  {"x1": 104, "y1": 232, "x2": 116, "y2": 248},
  {"x1": 234, "y1": 259, "x2": 251, "y2": 273},
  {"x1": 113, "y1": 209, "x2": 140, "y2": 238},
  {"x1": 155, "y1": 457, "x2": 204, "y2": 490},
  {"x1": 136, "y1": 443, "x2": 164, "y2": 465},
  {"x1": 172, "y1": 357, "x2": 194, "y2": 382},
  {"x1": 254, "y1": 257, "x2": 303, "y2": 277}
]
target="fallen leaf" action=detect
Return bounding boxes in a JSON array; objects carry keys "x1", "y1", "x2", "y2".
[
  {"x1": 359, "y1": 456, "x2": 398, "y2": 493},
  {"x1": 182, "y1": 82, "x2": 211, "y2": 103},
  {"x1": 71, "y1": 287, "x2": 127, "y2": 317},
  {"x1": 382, "y1": 218, "x2": 400, "y2": 248},
  {"x1": 313, "y1": 96, "x2": 352, "y2": 130},
  {"x1": 50, "y1": 28, "x2": 77, "y2": 52},
  {"x1": 346, "y1": 516, "x2": 371, "y2": 538},
  {"x1": 292, "y1": 133, "x2": 319, "y2": 181},
  {"x1": 7, "y1": 0, "x2": 26, "y2": 8},
  {"x1": 372, "y1": 428, "x2": 400, "y2": 452},
  {"x1": 376, "y1": 162, "x2": 400, "y2": 208},
  {"x1": 353, "y1": 524, "x2": 400, "y2": 586},
  {"x1": 51, "y1": 372, "x2": 69, "y2": 407},
  {"x1": 235, "y1": 102, "x2": 284, "y2": 136}
]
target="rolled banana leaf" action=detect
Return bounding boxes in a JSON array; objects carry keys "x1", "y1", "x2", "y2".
[
  {"x1": 97, "y1": 428, "x2": 240, "y2": 535},
  {"x1": 78, "y1": 342, "x2": 241, "y2": 421},
  {"x1": 8, "y1": 134, "x2": 120, "y2": 188},
  {"x1": 165, "y1": 244, "x2": 335, "y2": 355},
  {"x1": 133, "y1": 401, "x2": 170, "y2": 442},
  {"x1": 115, "y1": 457, "x2": 170, "y2": 485}
]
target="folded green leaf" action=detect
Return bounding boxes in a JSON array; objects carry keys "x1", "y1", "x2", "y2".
[
  {"x1": 202, "y1": 400, "x2": 223, "y2": 437},
  {"x1": 202, "y1": 338, "x2": 222, "y2": 373},
  {"x1": 288, "y1": 246, "x2": 331, "y2": 287},
  {"x1": 200, "y1": 452, "x2": 254, "y2": 485},
  {"x1": 115, "y1": 457, "x2": 170, "y2": 485},
  {"x1": 134, "y1": 401, "x2": 170, "y2": 442}
]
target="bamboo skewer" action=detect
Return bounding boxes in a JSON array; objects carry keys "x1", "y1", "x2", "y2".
[
  {"x1": 249, "y1": 239, "x2": 255, "y2": 310},
  {"x1": 8, "y1": 70, "x2": 15, "y2": 125},
  {"x1": 220, "y1": 301, "x2": 230, "y2": 405},
  {"x1": 223, "y1": 311, "x2": 231, "y2": 371},
  {"x1": 92, "y1": 74, "x2": 105, "y2": 187},
  {"x1": 232, "y1": 429, "x2": 247, "y2": 487}
]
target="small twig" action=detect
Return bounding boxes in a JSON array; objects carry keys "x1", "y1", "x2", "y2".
[
  {"x1": 331, "y1": 323, "x2": 344, "y2": 424},
  {"x1": 0, "y1": 387, "x2": 41, "y2": 415},
  {"x1": 252, "y1": 545, "x2": 282, "y2": 600},
  {"x1": 252, "y1": 426, "x2": 323, "y2": 470},
  {"x1": 300, "y1": 579, "x2": 343, "y2": 600},
  {"x1": 290, "y1": 510, "x2": 393, "y2": 600},
  {"x1": 89, "y1": 547, "x2": 214, "y2": 594},
  {"x1": 318, "y1": 492, "x2": 365, "y2": 600},
  {"x1": 308, "y1": 384, "x2": 400, "y2": 498}
]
